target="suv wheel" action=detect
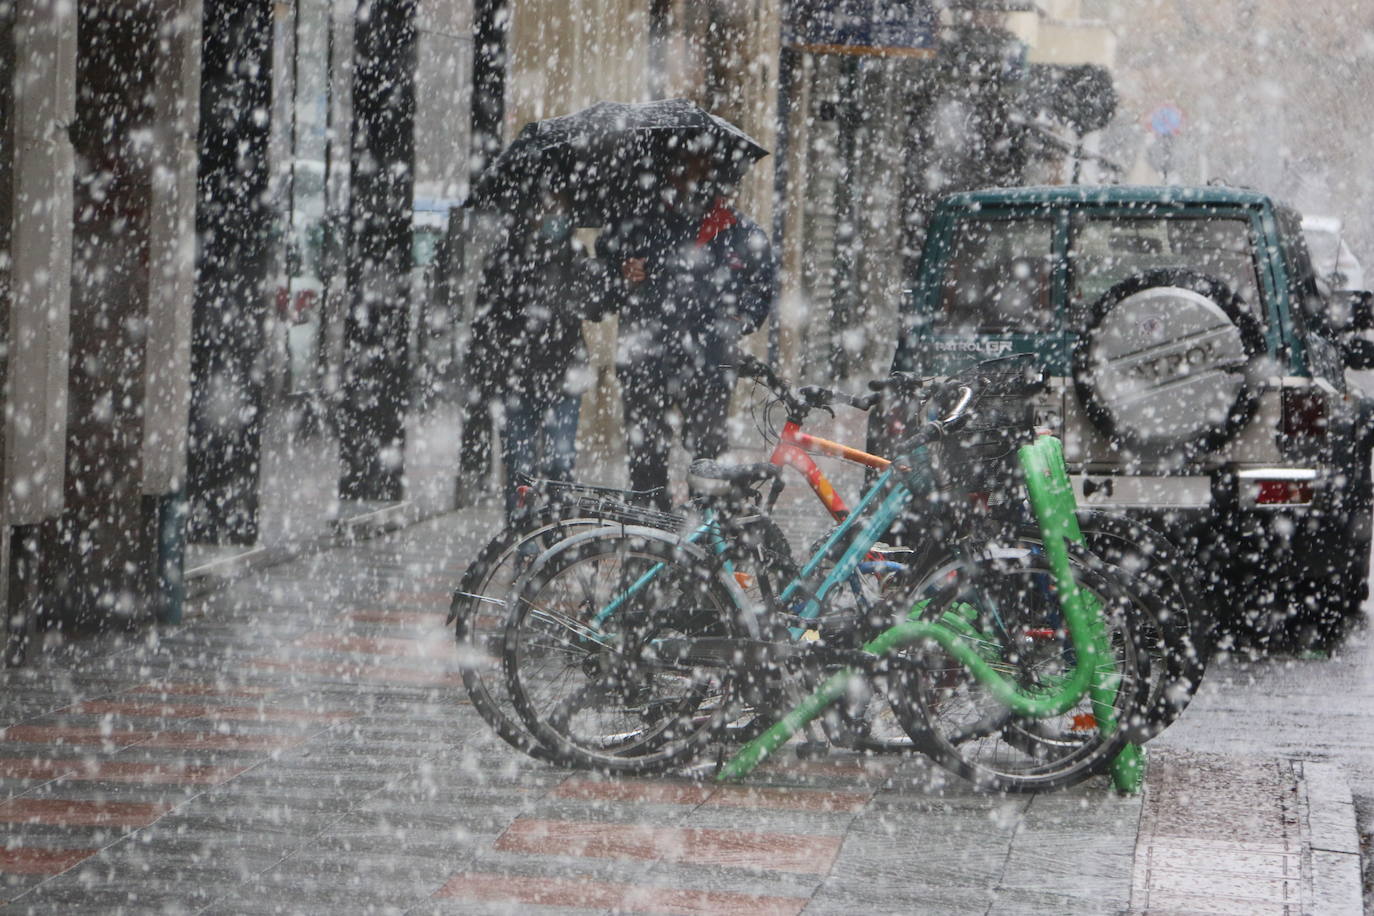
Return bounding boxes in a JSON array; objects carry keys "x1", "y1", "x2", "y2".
[
  {"x1": 1286, "y1": 460, "x2": 1372, "y2": 649},
  {"x1": 1074, "y1": 268, "x2": 1267, "y2": 459},
  {"x1": 1230, "y1": 562, "x2": 1366, "y2": 653},
  {"x1": 1216, "y1": 507, "x2": 1370, "y2": 653}
]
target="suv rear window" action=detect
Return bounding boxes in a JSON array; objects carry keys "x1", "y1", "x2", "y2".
[
  {"x1": 936, "y1": 218, "x2": 1055, "y2": 334},
  {"x1": 1069, "y1": 215, "x2": 1263, "y2": 316}
]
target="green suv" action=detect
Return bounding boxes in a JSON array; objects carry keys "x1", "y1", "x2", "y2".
[{"x1": 889, "y1": 184, "x2": 1374, "y2": 649}]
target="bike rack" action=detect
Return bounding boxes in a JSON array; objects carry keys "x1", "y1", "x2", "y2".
[
  {"x1": 1017, "y1": 435, "x2": 1146, "y2": 795},
  {"x1": 718, "y1": 436, "x2": 1147, "y2": 795}
]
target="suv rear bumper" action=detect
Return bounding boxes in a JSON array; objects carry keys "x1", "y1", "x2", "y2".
[
  {"x1": 1067, "y1": 466, "x2": 1371, "y2": 597},
  {"x1": 1073, "y1": 473, "x2": 1212, "y2": 509}
]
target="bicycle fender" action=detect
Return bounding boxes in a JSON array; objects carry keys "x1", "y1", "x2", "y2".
[{"x1": 447, "y1": 511, "x2": 598, "y2": 626}]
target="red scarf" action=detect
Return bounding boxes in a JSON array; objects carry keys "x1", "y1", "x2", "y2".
[{"x1": 695, "y1": 197, "x2": 737, "y2": 247}]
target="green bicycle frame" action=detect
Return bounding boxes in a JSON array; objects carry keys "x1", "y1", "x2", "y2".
[{"x1": 719, "y1": 436, "x2": 1145, "y2": 791}]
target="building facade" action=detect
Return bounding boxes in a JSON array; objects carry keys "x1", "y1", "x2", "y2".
[
  {"x1": 1, "y1": 0, "x2": 475, "y2": 657},
  {"x1": 2, "y1": 0, "x2": 1118, "y2": 659}
]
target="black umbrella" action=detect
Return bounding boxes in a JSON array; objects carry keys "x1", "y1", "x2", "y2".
[{"x1": 467, "y1": 98, "x2": 769, "y2": 223}]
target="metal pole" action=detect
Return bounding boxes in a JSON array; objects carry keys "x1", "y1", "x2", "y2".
[
  {"x1": 829, "y1": 54, "x2": 861, "y2": 380},
  {"x1": 188, "y1": 0, "x2": 274, "y2": 544},
  {"x1": 768, "y1": 45, "x2": 797, "y2": 368},
  {"x1": 155, "y1": 493, "x2": 187, "y2": 625}
]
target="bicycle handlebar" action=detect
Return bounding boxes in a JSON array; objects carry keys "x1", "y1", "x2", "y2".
[
  {"x1": 942, "y1": 386, "x2": 975, "y2": 426},
  {"x1": 895, "y1": 385, "x2": 974, "y2": 452},
  {"x1": 734, "y1": 354, "x2": 805, "y2": 418},
  {"x1": 734, "y1": 352, "x2": 778, "y2": 387},
  {"x1": 737, "y1": 354, "x2": 1027, "y2": 428},
  {"x1": 867, "y1": 371, "x2": 926, "y2": 394},
  {"x1": 733, "y1": 354, "x2": 878, "y2": 418},
  {"x1": 798, "y1": 385, "x2": 881, "y2": 412}
]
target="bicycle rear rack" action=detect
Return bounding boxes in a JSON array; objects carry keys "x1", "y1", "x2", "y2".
[{"x1": 521, "y1": 477, "x2": 685, "y2": 531}]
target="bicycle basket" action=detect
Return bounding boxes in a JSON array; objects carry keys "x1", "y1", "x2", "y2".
[
  {"x1": 938, "y1": 394, "x2": 1036, "y2": 494},
  {"x1": 931, "y1": 354, "x2": 1045, "y2": 495}
]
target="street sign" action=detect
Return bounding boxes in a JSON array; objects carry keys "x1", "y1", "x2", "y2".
[
  {"x1": 784, "y1": 0, "x2": 938, "y2": 55},
  {"x1": 1147, "y1": 103, "x2": 1186, "y2": 137}
]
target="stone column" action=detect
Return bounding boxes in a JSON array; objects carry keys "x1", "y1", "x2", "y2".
[
  {"x1": 141, "y1": 0, "x2": 203, "y2": 623},
  {"x1": 0, "y1": 10, "x2": 8, "y2": 654},
  {"x1": 412, "y1": 0, "x2": 474, "y2": 406},
  {"x1": 337, "y1": 0, "x2": 418, "y2": 503},
  {"x1": 187, "y1": 0, "x2": 274, "y2": 544},
  {"x1": 59, "y1": 0, "x2": 168, "y2": 630},
  {"x1": 2, "y1": 0, "x2": 76, "y2": 654}
]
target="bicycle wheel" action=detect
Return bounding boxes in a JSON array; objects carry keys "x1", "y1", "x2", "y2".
[
  {"x1": 885, "y1": 549, "x2": 1151, "y2": 793},
  {"x1": 903, "y1": 520, "x2": 1205, "y2": 741},
  {"x1": 503, "y1": 531, "x2": 747, "y2": 774},
  {"x1": 953, "y1": 519, "x2": 1206, "y2": 740},
  {"x1": 451, "y1": 510, "x2": 610, "y2": 760}
]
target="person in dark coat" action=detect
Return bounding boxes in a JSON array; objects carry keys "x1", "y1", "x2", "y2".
[
  {"x1": 459, "y1": 191, "x2": 607, "y2": 518},
  {"x1": 597, "y1": 150, "x2": 777, "y2": 507}
]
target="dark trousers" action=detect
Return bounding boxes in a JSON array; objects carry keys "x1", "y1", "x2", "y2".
[
  {"x1": 500, "y1": 392, "x2": 580, "y2": 520},
  {"x1": 459, "y1": 395, "x2": 493, "y2": 480},
  {"x1": 620, "y1": 363, "x2": 732, "y2": 510}
]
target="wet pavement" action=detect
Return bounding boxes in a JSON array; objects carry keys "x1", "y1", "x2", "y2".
[
  {"x1": 1, "y1": 506, "x2": 1366, "y2": 914},
  {"x1": 1152, "y1": 621, "x2": 1374, "y2": 913}
]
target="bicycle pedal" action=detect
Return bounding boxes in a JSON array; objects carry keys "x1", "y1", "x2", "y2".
[
  {"x1": 682, "y1": 753, "x2": 725, "y2": 782},
  {"x1": 713, "y1": 744, "x2": 728, "y2": 778}
]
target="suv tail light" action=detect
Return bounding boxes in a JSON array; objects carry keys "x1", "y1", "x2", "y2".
[
  {"x1": 1237, "y1": 468, "x2": 1318, "y2": 507},
  {"x1": 1281, "y1": 388, "x2": 1328, "y2": 440},
  {"x1": 1254, "y1": 480, "x2": 1314, "y2": 505}
]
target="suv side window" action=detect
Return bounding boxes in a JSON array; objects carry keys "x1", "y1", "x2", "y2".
[
  {"x1": 1274, "y1": 207, "x2": 1328, "y2": 330},
  {"x1": 1069, "y1": 215, "x2": 1264, "y2": 318},
  {"x1": 1274, "y1": 206, "x2": 1346, "y2": 387},
  {"x1": 936, "y1": 217, "x2": 1055, "y2": 334}
]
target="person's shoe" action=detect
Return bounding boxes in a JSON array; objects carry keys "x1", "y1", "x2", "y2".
[{"x1": 454, "y1": 468, "x2": 488, "y2": 508}]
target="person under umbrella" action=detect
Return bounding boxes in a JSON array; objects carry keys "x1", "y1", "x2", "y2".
[
  {"x1": 458, "y1": 184, "x2": 611, "y2": 518},
  {"x1": 465, "y1": 99, "x2": 774, "y2": 509},
  {"x1": 596, "y1": 139, "x2": 777, "y2": 509}
]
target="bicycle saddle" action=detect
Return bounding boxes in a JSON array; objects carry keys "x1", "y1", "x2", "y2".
[
  {"x1": 688, "y1": 460, "x2": 782, "y2": 499},
  {"x1": 688, "y1": 459, "x2": 781, "y2": 485}
]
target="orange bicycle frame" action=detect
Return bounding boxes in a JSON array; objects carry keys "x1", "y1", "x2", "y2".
[{"x1": 768, "y1": 419, "x2": 890, "y2": 521}]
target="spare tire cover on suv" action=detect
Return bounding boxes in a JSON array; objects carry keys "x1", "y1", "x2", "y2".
[{"x1": 1073, "y1": 268, "x2": 1266, "y2": 455}]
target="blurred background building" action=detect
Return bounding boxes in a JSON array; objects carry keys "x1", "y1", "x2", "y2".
[{"x1": 5, "y1": 0, "x2": 1374, "y2": 654}]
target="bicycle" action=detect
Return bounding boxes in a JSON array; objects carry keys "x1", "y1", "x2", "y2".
[
  {"x1": 738, "y1": 357, "x2": 1208, "y2": 748},
  {"x1": 449, "y1": 481, "x2": 691, "y2": 759},
  {"x1": 499, "y1": 355, "x2": 1157, "y2": 789},
  {"x1": 449, "y1": 356, "x2": 898, "y2": 759},
  {"x1": 720, "y1": 433, "x2": 1152, "y2": 792}
]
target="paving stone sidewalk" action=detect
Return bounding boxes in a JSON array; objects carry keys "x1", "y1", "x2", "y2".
[{"x1": 0, "y1": 511, "x2": 1361, "y2": 914}]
